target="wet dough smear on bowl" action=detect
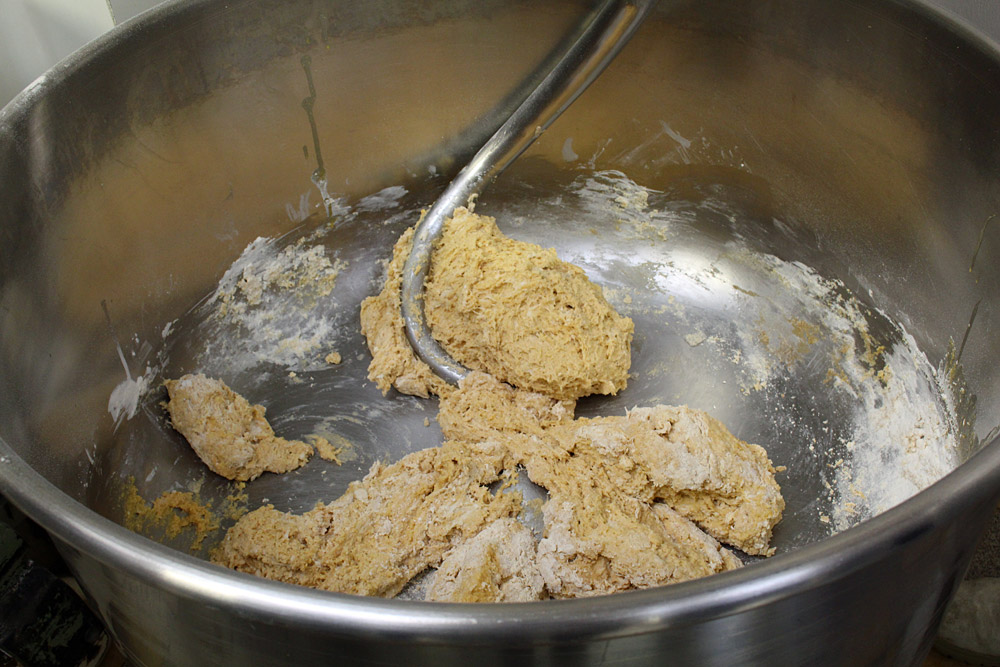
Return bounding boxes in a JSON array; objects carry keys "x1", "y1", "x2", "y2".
[{"x1": 169, "y1": 207, "x2": 785, "y2": 602}]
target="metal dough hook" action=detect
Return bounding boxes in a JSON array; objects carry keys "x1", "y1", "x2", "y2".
[{"x1": 400, "y1": 0, "x2": 655, "y2": 385}]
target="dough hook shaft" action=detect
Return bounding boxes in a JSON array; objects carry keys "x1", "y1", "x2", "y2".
[{"x1": 400, "y1": 0, "x2": 655, "y2": 385}]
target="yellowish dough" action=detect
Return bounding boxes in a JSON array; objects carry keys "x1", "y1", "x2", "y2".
[
  {"x1": 425, "y1": 208, "x2": 633, "y2": 401},
  {"x1": 213, "y1": 439, "x2": 521, "y2": 597},
  {"x1": 215, "y1": 371, "x2": 783, "y2": 599},
  {"x1": 360, "y1": 208, "x2": 633, "y2": 401},
  {"x1": 211, "y1": 209, "x2": 785, "y2": 602},
  {"x1": 359, "y1": 225, "x2": 453, "y2": 399},
  {"x1": 439, "y1": 373, "x2": 778, "y2": 597},
  {"x1": 165, "y1": 374, "x2": 312, "y2": 482},
  {"x1": 426, "y1": 517, "x2": 545, "y2": 603}
]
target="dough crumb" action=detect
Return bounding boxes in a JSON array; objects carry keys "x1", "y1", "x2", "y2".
[
  {"x1": 121, "y1": 478, "x2": 219, "y2": 551},
  {"x1": 309, "y1": 435, "x2": 345, "y2": 464},
  {"x1": 325, "y1": 351, "x2": 342, "y2": 365},
  {"x1": 441, "y1": 373, "x2": 781, "y2": 592},
  {"x1": 555, "y1": 404, "x2": 784, "y2": 556},
  {"x1": 684, "y1": 331, "x2": 706, "y2": 347},
  {"x1": 165, "y1": 374, "x2": 312, "y2": 481}
]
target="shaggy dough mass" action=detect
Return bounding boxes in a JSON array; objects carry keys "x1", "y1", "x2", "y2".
[
  {"x1": 212, "y1": 209, "x2": 785, "y2": 602},
  {"x1": 215, "y1": 373, "x2": 782, "y2": 599},
  {"x1": 424, "y1": 207, "x2": 633, "y2": 400},
  {"x1": 360, "y1": 208, "x2": 633, "y2": 401},
  {"x1": 214, "y1": 438, "x2": 521, "y2": 597},
  {"x1": 165, "y1": 374, "x2": 312, "y2": 482}
]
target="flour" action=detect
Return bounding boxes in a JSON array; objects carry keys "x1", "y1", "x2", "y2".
[
  {"x1": 213, "y1": 238, "x2": 342, "y2": 314},
  {"x1": 710, "y1": 247, "x2": 959, "y2": 532},
  {"x1": 573, "y1": 170, "x2": 678, "y2": 243},
  {"x1": 554, "y1": 169, "x2": 960, "y2": 538},
  {"x1": 827, "y1": 335, "x2": 959, "y2": 530},
  {"x1": 195, "y1": 234, "x2": 348, "y2": 373},
  {"x1": 356, "y1": 185, "x2": 408, "y2": 212},
  {"x1": 108, "y1": 368, "x2": 151, "y2": 428}
]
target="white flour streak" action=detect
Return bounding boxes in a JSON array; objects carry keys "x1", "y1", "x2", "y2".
[
  {"x1": 829, "y1": 335, "x2": 959, "y2": 530},
  {"x1": 357, "y1": 186, "x2": 408, "y2": 212},
  {"x1": 196, "y1": 235, "x2": 348, "y2": 374},
  {"x1": 108, "y1": 367, "x2": 151, "y2": 428}
]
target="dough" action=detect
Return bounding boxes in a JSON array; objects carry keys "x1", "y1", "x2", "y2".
[
  {"x1": 213, "y1": 439, "x2": 521, "y2": 597},
  {"x1": 213, "y1": 210, "x2": 784, "y2": 601},
  {"x1": 360, "y1": 209, "x2": 633, "y2": 400},
  {"x1": 426, "y1": 517, "x2": 545, "y2": 603},
  {"x1": 536, "y1": 497, "x2": 742, "y2": 598},
  {"x1": 440, "y1": 373, "x2": 778, "y2": 597},
  {"x1": 359, "y1": 225, "x2": 453, "y2": 399},
  {"x1": 424, "y1": 208, "x2": 633, "y2": 400},
  {"x1": 121, "y1": 483, "x2": 219, "y2": 552},
  {"x1": 165, "y1": 374, "x2": 312, "y2": 482},
  {"x1": 216, "y1": 372, "x2": 782, "y2": 599},
  {"x1": 439, "y1": 373, "x2": 781, "y2": 556}
]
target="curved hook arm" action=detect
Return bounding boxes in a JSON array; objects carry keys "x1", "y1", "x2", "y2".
[{"x1": 400, "y1": 0, "x2": 656, "y2": 385}]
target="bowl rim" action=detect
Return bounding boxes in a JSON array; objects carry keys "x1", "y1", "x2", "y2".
[{"x1": 5, "y1": 433, "x2": 999, "y2": 641}]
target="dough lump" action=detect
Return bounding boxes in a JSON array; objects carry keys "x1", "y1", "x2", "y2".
[
  {"x1": 213, "y1": 439, "x2": 521, "y2": 597},
  {"x1": 440, "y1": 373, "x2": 780, "y2": 597},
  {"x1": 424, "y1": 208, "x2": 633, "y2": 401},
  {"x1": 165, "y1": 374, "x2": 312, "y2": 482},
  {"x1": 440, "y1": 373, "x2": 783, "y2": 558},
  {"x1": 360, "y1": 209, "x2": 633, "y2": 401}
]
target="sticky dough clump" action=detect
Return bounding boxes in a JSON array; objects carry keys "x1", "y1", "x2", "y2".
[
  {"x1": 165, "y1": 374, "x2": 312, "y2": 482},
  {"x1": 424, "y1": 207, "x2": 633, "y2": 400},
  {"x1": 214, "y1": 438, "x2": 522, "y2": 597},
  {"x1": 360, "y1": 208, "x2": 633, "y2": 401}
]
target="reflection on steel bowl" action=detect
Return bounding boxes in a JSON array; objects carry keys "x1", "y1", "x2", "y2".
[{"x1": 1, "y1": 0, "x2": 1000, "y2": 665}]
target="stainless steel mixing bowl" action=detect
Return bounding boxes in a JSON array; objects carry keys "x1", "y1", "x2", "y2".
[{"x1": 2, "y1": 0, "x2": 1000, "y2": 664}]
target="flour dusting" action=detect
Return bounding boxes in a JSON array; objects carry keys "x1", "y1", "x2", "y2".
[
  {"x1": 712, "y1": 248, "x2": 959, "y2": 531},
  {"x1": 357, "y1": 185, "x2": 408, "y2": 212},
  {"x1": 828, "y1": 336, "x2": 959, "y2": 529},
  {"x1": 195, "y1": 235, "x2": 348, "y2": 373},
  {"x1": 558, "y1": 169, "x2": 961, "y2": 538},
  {"x1": 108, "y1": 368, "x2": 151, "y2": 428}
]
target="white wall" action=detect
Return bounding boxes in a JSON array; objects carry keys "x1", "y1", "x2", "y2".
[
  {"x1": 0, "y1": 0, "x2": 163, "y2": 107},
  {"x1": 1, "y1": 0, "x2": 111, "y2": 106}
]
